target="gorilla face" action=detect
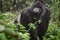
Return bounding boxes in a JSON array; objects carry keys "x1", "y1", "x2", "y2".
[
  {"x1": 30, "y1": 1, "x2": 45, "y2": 21},
  {"x1": 32, "y1": 7, "x2": 44, "y2": 21},
  {"x1": 32, "y1": 7, "x2": 41, "y2": 20}
]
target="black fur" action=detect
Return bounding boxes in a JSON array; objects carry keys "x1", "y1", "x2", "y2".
[{"x1": 14, "y1": 0, "x2": 50, "y2": 40}]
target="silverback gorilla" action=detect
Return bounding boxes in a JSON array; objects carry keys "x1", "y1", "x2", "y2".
[{"x1": 14, "y1": 0, "x2": 50, "y2": 40}]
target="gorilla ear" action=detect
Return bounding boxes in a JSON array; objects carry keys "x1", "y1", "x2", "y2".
[{"x1": 33, "y1": 7, "x2": 40, "y2": 13}]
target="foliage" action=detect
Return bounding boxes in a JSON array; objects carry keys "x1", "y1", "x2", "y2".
[
  {"x1": 0, "y1": 12, "x2": 60, "y2": 40},
  {"x1": 1, "y1": 0, "x2": 30, "y2": 12},
  {"x1": 49, "y1": 0, "x2": 60, "y2": 26},
  {"x1": 0, "y1": 0, "x2": 60, "y2": 40},
  {"x1": 44, "y1": 21, "x2": 60, "y2": 40},
  {"x1": 0, "y1": 22, "x2": 30, "y2": 40}
]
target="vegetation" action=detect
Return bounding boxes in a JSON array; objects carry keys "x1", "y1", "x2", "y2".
[{"x1": 0, "y1": 0, "x2": 60, "y2": 40}]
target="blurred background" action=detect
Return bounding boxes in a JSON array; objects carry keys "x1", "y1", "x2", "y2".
[{"x1": 0, "y1": 0, "x2": 60, "y2": 40}]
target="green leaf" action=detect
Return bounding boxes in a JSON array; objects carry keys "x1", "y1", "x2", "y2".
[
  {"x1": 0, "y1": 25, "x2": 5, "y2": 32},
  {"x1": 28, "y1": 23, "x2": 36, "y2": 30}
]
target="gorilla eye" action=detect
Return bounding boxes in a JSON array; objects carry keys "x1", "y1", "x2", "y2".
[{"x1": 33, "y1": 7, "x2": 40, "y2": 13}]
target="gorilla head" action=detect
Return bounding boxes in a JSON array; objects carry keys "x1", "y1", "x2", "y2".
[{"x1": 30, "y1": 1, "x2": 46, "y2": 21}]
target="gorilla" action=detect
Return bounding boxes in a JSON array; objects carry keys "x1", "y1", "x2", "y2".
[{"x1": 14, "y1": 0, "x2": 50, "y2": 40}]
